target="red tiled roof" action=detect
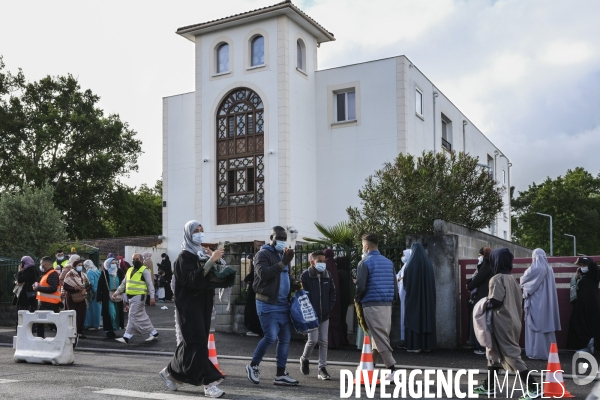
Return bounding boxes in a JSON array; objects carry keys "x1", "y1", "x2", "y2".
[{"x1": 177, "y1": 0, "x2": 334, "y2": 41}]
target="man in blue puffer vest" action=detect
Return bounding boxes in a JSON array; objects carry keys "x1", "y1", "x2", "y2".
[{"x1": 355, "y1": 232, "x2": 399, "y2": 381}]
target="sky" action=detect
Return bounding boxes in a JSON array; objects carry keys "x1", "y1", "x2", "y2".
[{"x1": 1, "y1": 0, "x2": 599, "y2": 193}]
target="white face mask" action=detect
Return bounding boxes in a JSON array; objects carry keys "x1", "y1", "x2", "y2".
[
  {"x1": 40, "y1": 265, "x2": 44, "y2": 272},
  {"x1": 76, "y1": 266, "x2": 83, "y2": 272},
  {"x1": 57, "y1": 256, "x2": 64, "y2": 261},
  {"x1": 192, "y1": 232, "x2": 204, "y2": 244},
  {"x1": 315, "y1": 262, "x2": 326, "y2": 272},
  {"x1": 581, "y1": 267, "x2": 589, "y2": 273},
  {"x1": 478, "y1": 256, "x2": 484, "y2": 263},
  {"x1": 401, "y1": 256, "x2": 406, "y2": 264}
]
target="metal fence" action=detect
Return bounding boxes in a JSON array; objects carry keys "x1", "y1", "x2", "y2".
[
  {"x1": 0, "y1": 256, "x2": 21, "y2": 304},
  {"x1": 231, "y1": 242, "x2": 406, "y2": 304}
]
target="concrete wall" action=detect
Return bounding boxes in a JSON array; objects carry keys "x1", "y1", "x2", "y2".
[
  {"x1": 124, "y1": 246, "x2": 167, "y2": 276},
  {"x1": 434, "y1": 220, "x2": 531, "y2": 259}
]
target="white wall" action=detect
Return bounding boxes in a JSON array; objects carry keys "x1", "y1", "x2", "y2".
[
  {"x1": 163, "y1": 92, "x2": 196, "y2": 259},
  {"x1": 314, "y1": 58, "x2": 399, "y2": 228},
  {"x1": 124, "y1": 246, "x2": 167, "y2": 276}
]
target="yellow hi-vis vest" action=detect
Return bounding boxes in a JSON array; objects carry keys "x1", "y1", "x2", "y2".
[{"x1": 125, "y1": 266, "x2": 148, "y2": 296}]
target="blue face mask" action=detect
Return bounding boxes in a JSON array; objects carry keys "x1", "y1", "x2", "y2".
[
  {"x1": 315, "y1": 262, "x2": 326, "y2": 272},
  {"x1": 274, "y1": 240, "x2": 287, "y2": 252},
  {"x1": 76, "y1": 266, "x2": 83, "y2": 272}
]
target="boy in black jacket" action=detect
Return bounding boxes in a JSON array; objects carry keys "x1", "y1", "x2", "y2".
[{"x1": 299, "y1": 250, "x2": 336, "y2": 380}]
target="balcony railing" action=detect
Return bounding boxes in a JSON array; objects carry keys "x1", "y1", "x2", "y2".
[{"x1": 442, "y1": 138, "x2": 452, "y2": 151}]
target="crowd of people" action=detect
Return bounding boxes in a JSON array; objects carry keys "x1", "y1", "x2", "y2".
[
  {"x1": 12, "y1": 248, "x2": 174, "y2": 344},
  {"x1": 11, "y1": 220, "x2": 600, "y2": 399}
]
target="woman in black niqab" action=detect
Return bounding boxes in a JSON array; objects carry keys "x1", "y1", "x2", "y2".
[
  {"x1": 489, "y1": 247, "x2": 514, "y2": 275},
  {"x1": 567, "y1": 257, "x2": 600, "y2": 352},
  {"x1": 403, "y1": 242, "x2": 437, "y2": 352},
  {"x1": 324, "y1": 249, "x2": 341, "y2": 349}
]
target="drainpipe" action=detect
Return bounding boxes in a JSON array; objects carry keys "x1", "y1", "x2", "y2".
[
  {"x1": 462, "y1": 120, "x2": 467, "y2": 154},
  {"x1": 507, "y1": 161, "x2": 512, "y2": 240},
  {"x1": 493, "y1": 150, "x2": 499, "y2": 236},
  {"x1": 433, "y1": 91, "x2": 439, "y2": 153}
]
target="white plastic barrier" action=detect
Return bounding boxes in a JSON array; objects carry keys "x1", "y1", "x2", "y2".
[{"x1": 13, "y1": 310, "x2": 77, "y2": 365}]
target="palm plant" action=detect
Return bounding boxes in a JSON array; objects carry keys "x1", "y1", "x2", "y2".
[{"x1": 302, "y1": 221, "x2": 356, "y2": 248}]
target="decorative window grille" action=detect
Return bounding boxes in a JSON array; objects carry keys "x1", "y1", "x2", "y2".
[{"x1": 216, "y1": 88, "x2": 265, "y2": 225}]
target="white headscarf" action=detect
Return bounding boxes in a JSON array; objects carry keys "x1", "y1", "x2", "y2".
[
  {"x1": 83, "y1": 259, "x2": 98, "y2": 272},
  {"x1": 142, "y1": 251, "x2": 152, "y2": 261},
  {"x1": 520, "y1": 248, "x2": 561, "y2": 332},
  {"x1": 65, "y1": 254, "x2": 80, "y2": 268},
  {"x1": 182, "y1": 220, "x2": 203, "y2": 255}
]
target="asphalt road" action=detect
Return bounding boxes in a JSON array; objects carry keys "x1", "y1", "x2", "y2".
[{"x1": 0, "y1": 303, "x2": 597, "y2": 398}]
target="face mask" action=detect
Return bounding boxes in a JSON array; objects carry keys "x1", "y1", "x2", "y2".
[
  {"x1": 133, "y1": 260, "x2": 143, "y2": 268},
  {"x1": 57, "y1": 256, "x2": 64, "y2": 261},
  {"x1": 274, "y1": 240, "x2": 287, "y2": 252},
  {"x1": 581, "y1": 267, "x2": 589, "y2": 273},
  {"x1": 40, "y1": 265, "x2": 44, "y2": 272},
  {"x1": 76, "y1": 266, "x2": 83, "y2": 272},
  {"x1": 401, "y1": 256, "x2": 406, "y2": 264},
  {"x1": 478, "y1": 256, "x2": 484, "y2": 263},
  {"x1": 315, "y1": 262, "x2": 326, "y2": 272},
  {"x1": 192, "y1": 232, "x2": 204, "y2": 244}
]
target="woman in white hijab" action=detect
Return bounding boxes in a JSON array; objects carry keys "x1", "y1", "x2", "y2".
[
  {"x1": 396, "y1": 249, "x2": 412, "y2": 346},
  {"x1": 520, "y1": 248, "x2": 561, "y2": 360}
]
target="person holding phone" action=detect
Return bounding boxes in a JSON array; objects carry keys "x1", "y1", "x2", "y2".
[{"x1": 245, "y1": 226, "x2": 301, "y2": 387}]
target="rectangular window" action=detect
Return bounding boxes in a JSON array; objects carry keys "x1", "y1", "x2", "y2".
[
  {"x1": 487, "y1": 155, "x2": 494, "y2": 179},
  {"x1": 503, "y1": 230, "x2": 507, "y2": 240},
  {"x1": 416, "y1": 88, "x2": 423, "y2": 117},
  {"x1": 335, "y1": 90, "x2": 356, "y2": 122},
  {"x1": 441, "y1": 114, "x2": 452, "y2": 151},
  {"x1": 248, "y1": 168, "x2": 255, "y2": 192},
  {"x1": 502, "y1": 169, "x2": 506, "y2": 184},
  {"x1": 248, "y1": 115, "x2": 254, "y2": 135},
  {"x1": 228, "y1": 116, "x2": 234, "y2": 138}
]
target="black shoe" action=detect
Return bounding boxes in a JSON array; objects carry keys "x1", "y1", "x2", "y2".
[
  {"x1": 78, "y1": 334, "x2": 87, "y2": 339},
  {"x1": 106, "y1": 331, "x2": 116, "y2": 338},
  {"x1": 299, "y1": 356, "x2": 309, "y2": 375},
  {"x1": 318, "y1": 368, "x2": 331, "y2": 380}
]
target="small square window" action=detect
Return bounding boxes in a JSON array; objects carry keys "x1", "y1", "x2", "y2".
[
  {"x1": 415, "y1": 88, "x2": 423, "y2": 117},
  {"x1": 335, "y1": 90, "x2": 356, "y2": 122}
]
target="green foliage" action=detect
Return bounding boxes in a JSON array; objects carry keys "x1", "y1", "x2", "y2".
[
  {"x1": 512, "y1": 167, "x2": 600, "y2": 256},
  {"x1": 347, "y1": 151, "x2": 504, "y2": 244},
  {"x1": 104, "y1": 180, "x2": 162, "y2": 237},
  {"x1": 0, "y1": 57, "x2": 142, "y2": 239},
  {"x1": 302, "y1": 221, "x2": 357, "y2": 247},
  {"x1": 0, "y1": 184, "x2": 67, "y2": 258}
]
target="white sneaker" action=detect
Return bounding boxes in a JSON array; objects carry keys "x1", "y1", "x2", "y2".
[
  {"x1": 385, "y1": 370, "x2": 399, "y2": 382},
  {"x1": 204, "y1": 384, "x2": 225, "y2": 398},
  {"x1": 145, "y1": 333, "x2": 159, "y2": 342},
  {"x1": 246, "y1": 331, "x2": 259, "y2": 337},
  {"x1": 159, "y1": 367, "x2": 178, "y2": 391}
]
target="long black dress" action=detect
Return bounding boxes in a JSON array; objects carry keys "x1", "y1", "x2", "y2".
[
  {"x1": 243, "y1": 260, "x2": 263, "y2": 335},
  {"x1": 167, "y1": 250, "x2": 224, "y2": 386},
  {"x1": 567, "y1": 260, "x2": 600, "y2": 351},
  {"x1": 13, "y1": 267, "x2": 39, "y2": 312},
  {"x1": 403, "y1": 242, "x2": 437, "y2": 351},
  {"x1": 335, "y1": 256, "x2": 352, "y2": 346},
  {"x1": 159, "y1": 255, "x2": 173, "y2": 300},
  {"x1": 96, "y1": 269, "x2": 125, "y2": 335}
]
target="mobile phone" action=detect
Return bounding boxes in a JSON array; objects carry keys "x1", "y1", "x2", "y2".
[{"x1": 218, "y1": 242, "x2": 225, "y2": 250}]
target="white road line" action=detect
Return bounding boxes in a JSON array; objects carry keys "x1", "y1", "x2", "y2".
[
  {"x1": 93, "y1": 389, "x2": 196, "y2": 399},
  {"x1": 0, "y1": 379, "x2": 20, "y2": 384}
]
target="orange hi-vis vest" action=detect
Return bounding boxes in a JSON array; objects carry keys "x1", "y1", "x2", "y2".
[{"x1": 36, "y1": 270, "x2": 61, "y2": 304}]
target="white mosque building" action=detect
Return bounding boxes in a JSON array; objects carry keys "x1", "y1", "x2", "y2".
[{"x1": 161, "y1": 0, "x2": 511, "y2": 256}]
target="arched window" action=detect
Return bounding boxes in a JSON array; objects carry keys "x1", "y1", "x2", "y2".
[
  {"x1": 217, "y1": 43, "x2": 229, "y2": 73},
  {"x1": 297, "y1": 39, "x2": 306, "y2": 71},
  {"x1": 216, "y1": 88, "x2": 265, "y2": 225},
  {"x1": 251, "y1": 36, "x2": 264, "y2": 66}
]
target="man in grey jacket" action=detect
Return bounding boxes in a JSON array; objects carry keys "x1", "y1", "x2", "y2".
[{"x1": 246, "y1": 226, "x2": 300, "y2": 386}]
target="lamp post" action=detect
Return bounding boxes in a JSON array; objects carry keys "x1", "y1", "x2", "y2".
[
  {"x1": 564, "y1": 234, "x2": 576, "y2": 257},
  {"x1": 536, "y1": 212, "x2": 553, "y2": 256}
]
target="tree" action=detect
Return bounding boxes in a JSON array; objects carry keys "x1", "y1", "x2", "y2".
[
  {"x1": 302, "y1": 221, "x2": 356, "y2": 247},
  {"x1": 104, "y1": 180, "x2": 162, "y2": 237},
  {"x1": 347, "y1": 151, "x2": 504, "y2": 244},
  {"x1": 0, "y1": 184, "x2": 67, "y2": 258},
  {"x1": 0, "y1": 57, "x2": 142, "y2": 239},
  {"x1": 512, "y1": 167, "x2": 600, "y2": 256}
]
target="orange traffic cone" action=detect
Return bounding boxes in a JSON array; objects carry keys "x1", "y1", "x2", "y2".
[
  {"x1": 208, "y1": 333, "x2": 225, "y2": 376},
  {"x1": 543, "y1": 343, "x2": 574, "y2": 398},
  {"x1": 354, "y1": 335, "x2": 380, "y2": 385}
]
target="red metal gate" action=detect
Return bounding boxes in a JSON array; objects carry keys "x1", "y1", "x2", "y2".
[{"x1": 459, "y1": 256, "x2": 600, "y2": 349}]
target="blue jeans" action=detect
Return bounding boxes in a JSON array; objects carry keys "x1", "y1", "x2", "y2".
[{"x1": 252, "y1": 311, "x2": 291, "y2": 368}]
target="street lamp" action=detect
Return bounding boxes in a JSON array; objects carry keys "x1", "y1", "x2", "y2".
[
  {"x1": 564, "y1": 234, "x2": 576, "y2": 257},
  {"x1": 536, "y1": 212, "x2": 553, "y2": 256}
]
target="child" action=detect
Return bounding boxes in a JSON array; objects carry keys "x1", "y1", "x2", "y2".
[{"x1": 299, "y1": 250, "x2": 337, "y2": 380}]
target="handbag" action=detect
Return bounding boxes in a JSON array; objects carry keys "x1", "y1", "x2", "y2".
[
  {"x1": 200, "y1": 261, "x2": 236, "y2": 290},
  {"x1": 70, "y1": 290, "x2": 86, "y2": 303},
  {"x1": 104, "y1": 271, "x2": 123, "y2": 302},
  {"x1": 570, "y1": 276, "x2": 580, "y2": 303},
  {"x1": 290, "y1": 289, "x2": 319, "y2": 334}
]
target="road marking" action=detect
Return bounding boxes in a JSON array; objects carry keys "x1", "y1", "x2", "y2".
[
  {"x1": 0, "y1": 379, "x2": 20, "y2": 384},
  {"x1": 93, "y1": 389, "x2": 195, "y2": 399}
]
